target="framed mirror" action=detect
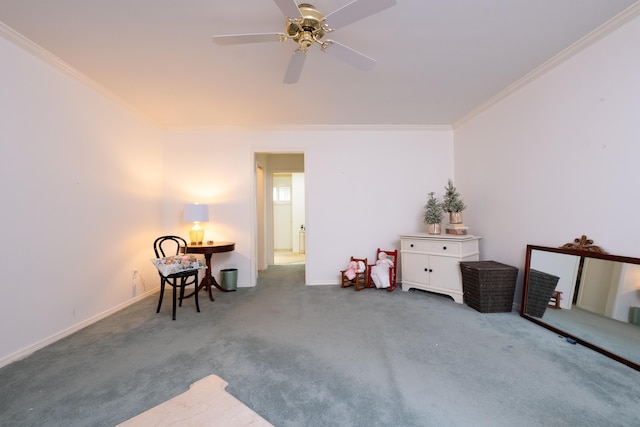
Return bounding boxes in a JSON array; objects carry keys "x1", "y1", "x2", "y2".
[{"x1": 520, "y1": 238, "x2": 640, "y2": 371}]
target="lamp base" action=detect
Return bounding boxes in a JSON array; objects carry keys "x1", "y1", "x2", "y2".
[{"x1": 189, "y1": 223, "x2": 204, "y2": 245}]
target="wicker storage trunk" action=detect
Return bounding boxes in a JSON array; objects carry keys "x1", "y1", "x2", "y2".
[
  {"x1": 460, "y1": 261, "x2": 518, "y2": 313},
  {"x1": 524, "y1": 269, "x2": 560, "y2": 318}
]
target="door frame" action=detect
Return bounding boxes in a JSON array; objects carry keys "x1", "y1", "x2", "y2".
[{"x1": 251, "y1": 150, "x2": 306, "y2": 286}]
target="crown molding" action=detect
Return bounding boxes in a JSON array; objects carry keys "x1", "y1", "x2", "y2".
[
  {"x1": 453, "y1": 2, "x2": 640, "y2": 129},
  {"x1": 163, "y1": 124, "x2": 453, "y2": 132},
  {"x1": 0, "y1": 21, "x2": 158, "y2": 126}
]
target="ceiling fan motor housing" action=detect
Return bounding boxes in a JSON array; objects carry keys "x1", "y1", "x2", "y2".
[
  {"x1": 212, "y1": 0, "x2": 398, "y2": 83},
  {"x1": 286, "y1": 3, "x2": 327, "y2": 47}
]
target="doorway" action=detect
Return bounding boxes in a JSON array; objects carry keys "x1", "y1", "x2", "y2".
[
  {"x1": 273, "y1": 172, "x2": 305, "y2": 265},
  {"x1": 254, "y1": 153, "x2": 305, "y2": 273}
]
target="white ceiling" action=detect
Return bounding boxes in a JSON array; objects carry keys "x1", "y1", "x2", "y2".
[{"x1": 1, "y1": 0, "x2": 638, "y2": 127}]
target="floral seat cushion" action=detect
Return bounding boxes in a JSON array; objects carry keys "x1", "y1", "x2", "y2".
[{"x1": 151, "y1": 255, "x2": 207, "y2": 277}]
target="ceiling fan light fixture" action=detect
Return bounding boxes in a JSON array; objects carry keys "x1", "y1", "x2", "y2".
[
  {"x1": 213, "y1": 0, "x2": 398, "y2": 83},
  {"x1": 299, "y1": 31, "x2": 314, "y2": 49},
  {"x1": 285, "y1": 3, "x2": 328, "y2": 49}
]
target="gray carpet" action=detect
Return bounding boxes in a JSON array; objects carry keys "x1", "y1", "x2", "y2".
[
  {"x1": 1, "y1": 265, "x2": 639, "y2": 426},
  {"x1": 542, "y1": 306, "x2": 640, "y2": 364}
]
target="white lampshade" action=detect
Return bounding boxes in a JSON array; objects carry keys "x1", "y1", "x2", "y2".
[{"x1": 184, "y1": 203, "x2": 209, "y2": 222}]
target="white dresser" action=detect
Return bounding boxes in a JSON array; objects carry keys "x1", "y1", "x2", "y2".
[{"x1": 400, "y1": 233, "x2": 481, "y2": 303}]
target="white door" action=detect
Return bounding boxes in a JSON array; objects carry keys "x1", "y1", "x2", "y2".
[
  {"x1": 256, "y1": 164, "x2": 266, "y2": 271},
  {"x1": 273, "y1": 174, "x2": 292, "y2": 251}
]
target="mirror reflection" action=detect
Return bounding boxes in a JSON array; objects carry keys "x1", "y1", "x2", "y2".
[{"x1": 521, "y1": 244, "x2": 640, "y2": 370}]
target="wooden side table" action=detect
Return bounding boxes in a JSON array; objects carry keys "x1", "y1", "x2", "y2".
[{"x1": 182, "y1": 242, "x2": 235, "y2": 301}]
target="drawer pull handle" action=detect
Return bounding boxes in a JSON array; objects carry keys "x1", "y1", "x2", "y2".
[
  {"x1": 442, "y1": 246, "x2": 447, "y2": 250},
  {"x1": 424, "y1": 268, "x2": 433, "y2": 272},
  {"x1": 410, "y1": 244, "x2": 414, "y2": 247}
]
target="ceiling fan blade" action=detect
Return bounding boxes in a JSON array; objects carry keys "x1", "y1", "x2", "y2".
[
  {"x1": 323, "y1": 41, "x2": 376, "y2": 71},
  {"x1": 272, "y1": 0, "x2": 302, "y2": 18},
  {"x1": 283, "y1": 51, "x2": 307, "y2": 84},
  {"x1": 212, "y1": 33, "x2": 282, "y2": 45},
  {"x1": 325, "y1": 0, "x2": 396, "y2": 30}
]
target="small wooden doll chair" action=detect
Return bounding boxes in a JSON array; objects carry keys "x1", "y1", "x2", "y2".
[
  {"x1": 340, "y1": 257, "x2": 368, "y2": 291},
  {"x1": 368, "y1": 248, "x2": 398, "y2": 292}
]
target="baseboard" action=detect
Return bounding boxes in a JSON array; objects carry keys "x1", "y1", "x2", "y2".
[{"x1": 0, "y1": 288, "x2": 159, "y2": 368}]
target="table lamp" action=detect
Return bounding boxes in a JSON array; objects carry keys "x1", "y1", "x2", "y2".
[{"x1": 184, "y1": 203, "x2": 209, "y2": 245}]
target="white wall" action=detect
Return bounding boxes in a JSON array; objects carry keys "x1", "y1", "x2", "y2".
[
  {"x1": 530, "y1": 250, "x2": 580, "y2": 310},
  {"x1": 454, "y1": 13, "x2": 640, "y2": 304},
  {"x1": 0, "y1": 36, "x2": 163, "y2": 365},
  {"x1": 162, "y1": 127, "x2": 454, "y2": 286},
  {"x1": 611, "y1": 263, "x2": 640, "y2": 321}
]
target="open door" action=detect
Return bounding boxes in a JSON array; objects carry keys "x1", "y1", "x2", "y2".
[{"x1": 256, "y1": 163, "x2": 266, "y2": 271}]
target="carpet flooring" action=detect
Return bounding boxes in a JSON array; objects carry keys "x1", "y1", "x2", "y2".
[
  {"x1": 1, "y1": 265, "x2": 639, "y2": 426},
  {"x1": 274, "y1": 251, "x2": 305, "y2": 265}
]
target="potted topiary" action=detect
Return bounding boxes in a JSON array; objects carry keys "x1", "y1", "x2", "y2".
[
  {"x1": 442, "y1": 179, "x2": 466, "y2": 224},
  {"x1": 423, "y1": 192, "x2": 444, "y2": 234}
]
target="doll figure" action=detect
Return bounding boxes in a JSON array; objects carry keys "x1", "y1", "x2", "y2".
[
  {"x1": 344, "y1": 260, "x2": 359, "y2": 280},
  {"x1": 344, "y1": 259, "x2": 366, "y2": 281},
  {"x1": 370, "y1": 252, "x2": 394, "y2": 289}
]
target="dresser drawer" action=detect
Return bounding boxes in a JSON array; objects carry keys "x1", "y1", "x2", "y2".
[{"x1": 401, "y1": 239, "x2": 461, "y2": 256}]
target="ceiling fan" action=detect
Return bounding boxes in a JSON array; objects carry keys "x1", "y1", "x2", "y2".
[{"x1": 212, "y1": 0, "x2": 397, "y2": 84}]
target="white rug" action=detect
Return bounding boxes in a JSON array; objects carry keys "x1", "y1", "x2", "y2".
[{"x1": 118, "y1": 375, "x2": 273, "y2": 427}]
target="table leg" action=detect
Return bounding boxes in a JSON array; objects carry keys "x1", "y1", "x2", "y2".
[
  {"x1": 207, "y1": 253, "x2": 235, "y2": 293},
  {"x1": 185, "y1": 252, "x2": 236, "y2": 300},
  {"x1": 201, "y1": 253, "x2": 236, "y2": 297},
  {"x1": 184, "y1": 253, "x2": 216, "y2": 301},
  {"x1": 184, "y1": 270, "x2": 214, "y2": 301},
  {"x1": 200, "y1": 253, "x2": 215, "y2": 301}
]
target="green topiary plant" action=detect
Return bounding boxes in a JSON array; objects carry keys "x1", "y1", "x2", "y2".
[
  {"x1": 423, "y1": 192, "x2": 444, "y2": 224},
  {"x1": 442, "y1": 179, "x2": 466, "y2": 213}
]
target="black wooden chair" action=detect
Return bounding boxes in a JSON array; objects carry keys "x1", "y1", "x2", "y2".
[{"x1": 153, "y1": 235, "x2": 200, "y2": 320}]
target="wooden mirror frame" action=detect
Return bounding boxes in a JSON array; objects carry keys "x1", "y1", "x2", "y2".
[{"x1": 520, "y1": 237, "x2": 640, "y2": 371}]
